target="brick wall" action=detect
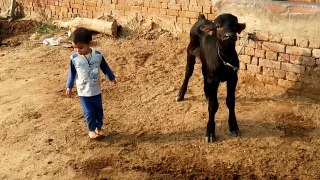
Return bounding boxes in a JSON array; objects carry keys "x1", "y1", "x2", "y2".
[
  {"x1": 0, "y1": 0, "x2": 215, "y2": 33},
  {"x1": 237, "y1": 32, "x2": 320, "y2": 97},
  {"x1": 1, "y1": 0, "x2": 320, "y2": 98}
]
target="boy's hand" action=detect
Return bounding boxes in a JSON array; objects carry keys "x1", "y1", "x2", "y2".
[{"x1": 66, "y1": 88, "x2": 73, "y2": 97}]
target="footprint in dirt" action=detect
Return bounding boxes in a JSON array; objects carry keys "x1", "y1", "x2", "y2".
[{"x1": 275, "y1": 112, "x2": 316, "y2": 140}]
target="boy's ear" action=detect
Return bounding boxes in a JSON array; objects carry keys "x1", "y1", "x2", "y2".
[
  {"x1": 199, "y1": 25, "x2": 216, "y2": 36},
  {"x1": 237, "y1": 23, "x2": 246, "y2": 34}
]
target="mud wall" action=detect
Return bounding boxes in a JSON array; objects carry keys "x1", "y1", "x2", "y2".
[{"x1": 0, "y1": 0, "x2": 319, "y2": 98}]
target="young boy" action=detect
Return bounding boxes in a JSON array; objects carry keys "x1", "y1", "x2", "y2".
[{"x1": 66, "y1": 27, "x2": 116, "y2": 139}]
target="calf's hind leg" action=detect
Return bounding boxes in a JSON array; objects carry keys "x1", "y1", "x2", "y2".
[
  {"x1": 177, "y1": 48, "x2": 197, "y2": 101},
  {"x1": 206, "y1": 81, "x2": 219, "y2": 142}
]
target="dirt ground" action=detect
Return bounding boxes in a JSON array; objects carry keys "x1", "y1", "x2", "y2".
[{"x1": 1, "y1": 20, "x2": 320, "y2": 180}]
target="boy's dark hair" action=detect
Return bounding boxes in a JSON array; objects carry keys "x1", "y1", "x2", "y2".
[{"x1": 71, "y1": 27, "x2": 92, "y2": 44}]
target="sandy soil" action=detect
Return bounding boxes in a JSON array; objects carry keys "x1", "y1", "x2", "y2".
[{"x1": 1, "y1": 20, "x2": 320, "y2": 180}]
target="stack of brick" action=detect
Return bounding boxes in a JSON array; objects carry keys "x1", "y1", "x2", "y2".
[{"x1": 238, "y1": 33, "x2": 320, "y2": 95}]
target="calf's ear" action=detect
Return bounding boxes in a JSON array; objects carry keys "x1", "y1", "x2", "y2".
[
  {"x1": 237, "y1": 23, "x2": 246, "y2": 34},
  {"x1": 199, "y1": 25, "x2": 216, "y2": 36}
]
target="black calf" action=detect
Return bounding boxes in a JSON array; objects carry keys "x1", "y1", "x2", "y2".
[{"x1": 177, "y1": 14, "x2": 246, "y2": 142}]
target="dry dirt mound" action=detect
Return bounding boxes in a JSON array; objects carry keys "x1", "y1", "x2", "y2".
[{"x1": 1, "y1": 21, "x2": 320, "y2": 179}]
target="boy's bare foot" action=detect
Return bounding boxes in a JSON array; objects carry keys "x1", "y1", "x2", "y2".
[
  {"x1": 95, "y1": 128, "x2": 106, "y2": 136},
  {"x1": 88, "y1": 131, "x2": 99, "y2": 139}
]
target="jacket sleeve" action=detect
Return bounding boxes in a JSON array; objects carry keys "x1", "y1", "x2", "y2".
[
  {"x1": 100, "y1": 56, "x2": 115, "y2": 81},
  {"x1": 66, "y1": 59, "x2": 76, "y2": 88}
]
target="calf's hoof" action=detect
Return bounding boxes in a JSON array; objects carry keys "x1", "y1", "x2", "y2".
[
  {"x1": 230, "y1": 130, "x2": 240, "y2": 136},
  {"x1": 205, "y1": 135, "x2": 216, "y2": 143},
  {"x1": 176, "y1": 95, "x2": 184, "y2": 102}
]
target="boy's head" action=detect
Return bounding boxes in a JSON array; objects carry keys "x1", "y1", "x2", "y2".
[{"x1": 71, "y1": 27, "x2": 92, "y2": 55}]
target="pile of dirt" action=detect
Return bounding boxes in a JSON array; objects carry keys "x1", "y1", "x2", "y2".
[{"x1": 0, "y1": 20, "x2": 37, "y2": 39}]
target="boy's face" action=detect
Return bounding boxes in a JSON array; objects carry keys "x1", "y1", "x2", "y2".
[{"x1": 72, "y1": 42, "x2": 91, "y2": 55}]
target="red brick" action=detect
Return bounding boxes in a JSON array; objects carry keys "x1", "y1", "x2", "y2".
[
  {"x1": 263, "y1": 67, "x2": 274, "y2": 77},
  {"x1": 246, "y1": 40, "x2": 258, "y2": 49},
  {"x1": 166, "y1": 9, "x2": 178, "y2": 16},
  {"x1": 278, "y1": 79, "x2": 302, "y2": 89},
  {"x1": 203, "y1": 6, "x2": 211, "y2": 13},
  {"x1": 259, "y1": 59, "x2": 281, "y2": 70},
  {"x1": 177, "y1": 17, "x2": 189, "y2": 24},
  {"x1": 256, "y1": 32, "x2": 269, "y2": 41},
  {"x1": 296, "y1": 38, "x2": 309, "y2": 48},
  {"x1": 313, "y1": 49, "x2": 320, "y2": 58},
  {"x1": 289, "y1": 6, "x2": 317, "y2": 14},
  {"x1": 255, "y1": 49, "x2": 265, "y2": 58},
  {"x1": 143, "y1": 2, "x2": 150, "y2": 7},
  {"x1": 265, "y1": 3, "x2": 287, "y2": 14},
  {"x1": 142, "y1": 7, "x2": 148, "y2": 13},
  {"x1": 239, "y1": 62, "x2": 246, "y2": 70},
  {"x1": 289, "y1": 55, "x2": 316, "y2": 66},
  {"x1": 84, "y1": 1, "x2": 96, "y2": 6},
  {"x1": 286, "y1": 72, "x2": 298, "y2": 81},
  {"x1": 182, "y1": 23, "x2": 193, "y2": 32},
  {"x1": 274, "y1": 70, "x2": 286, "y2": 79},
  {"x1": 251, "y1": 57, "x2": 259, "y2": 65},
  {"x1": 150, "y1": 2, "x2": 161, "y2": 8},
  {"x1": 184, "y1": 11, "x2": 199, "y2": 18},
  {"x1": 281, "y1": 62, "x2": 305, "y2": 74},
  {"x1": 131, "y1": 6, "x2": 142, "y2": 12},
  {"x1": 282, "y1": 36, "x2": 295, "y2": 46},
  {"x1": 206, "y1": 13, "x2": 215, "y2": 20},
  {"x1": 286, "y1": 72, "x2": 299, "y2": 81},
  {"x1": 102, "y1": 0, "x2": 112, "y2": 5},
  {"x1": 86, "y1": 6, "x2": 96, "y2": 11},
  {"x1": 178, "y1": 4, "x2": 187, "y2": 10},
  {"x1": 239, "y1": 55, "x2": 251, "y2": 64},
  {"x1": 269, "y1": 34, "x2": 282, "y2": 43},
  {"x1": 159, "y1": 8, "x2": 167, "y2": 15},
  {"x1": 190, "y1": 18, "x2": 197, "y2": 24},
  {"x1": 266, "y1": 50, "x2": 278, "y2": 60},
  {"x1": 262, "y1": 42, "x2": 285, "y2": 53},
  {"x1": 286, "y1": 46, "x2": 311, "y2": 56},
  {"x1": 168, "y1": 3, "x2": 181, "y2": 10},
  {"x1": 188, "y1": 5, "x2": 202, "y2": 12},
  {"x1": 244, "y1": 47, "x2": 255, "y2": 56},
  {"x1": 309, "y1": 39, "x2": 320, "y2": 49},
  {"x1": 74, "y1": 0, "x2": 83, "y2": 5},
  {"x1": 116, "y1": 4, "x2": 130, "y2": 11},
  {"x1": 161, "y1": 2, "x2": 168, "y2": 9},
  {"x1": 247, "y1": 64, "x2": 262, "y2": 74},
  {"x1": 71, "y1": 4, "x2": 82, "y2": 9},
  {"x1": 189, "y1": 0, "x2": 197, "y2": 5},
  {"x1": 148, "y1": 8, "x2": 160, "y2": 14},
  {"x1": 278, "y1": 53, "x2": 290, "y2": 62}
]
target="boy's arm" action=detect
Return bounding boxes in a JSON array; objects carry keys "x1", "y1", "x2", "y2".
[
  {"x1": 100, "y1": 56, "x2": 116, "y2": 81},
  {"x1": 66, "y1": 59, "x2": 76, "y2": 88}
]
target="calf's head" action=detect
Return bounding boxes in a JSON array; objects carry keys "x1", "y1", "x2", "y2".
[
  {"x1": 215, "y1": 14, "x2": 246, "y2": 45},
  {"x1": 200, "y1": 13, "x2": 246, "y2": 47}
]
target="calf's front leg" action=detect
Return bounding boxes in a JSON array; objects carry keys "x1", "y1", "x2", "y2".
[
  {"x1": 226, "y1": 78, "x2": 240, "y2": 136},
  {"x1": 206, "y1": 81, "x2": 219, "y2": 142}
]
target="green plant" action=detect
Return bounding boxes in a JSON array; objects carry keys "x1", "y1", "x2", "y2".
[{"x1": 35, "y1": 21, "x2": 60, "y2": 34}]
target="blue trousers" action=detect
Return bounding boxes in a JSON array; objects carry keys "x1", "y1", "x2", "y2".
[{"x1": 80, "y1": 94, "x2": 104, "y2": 131}]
